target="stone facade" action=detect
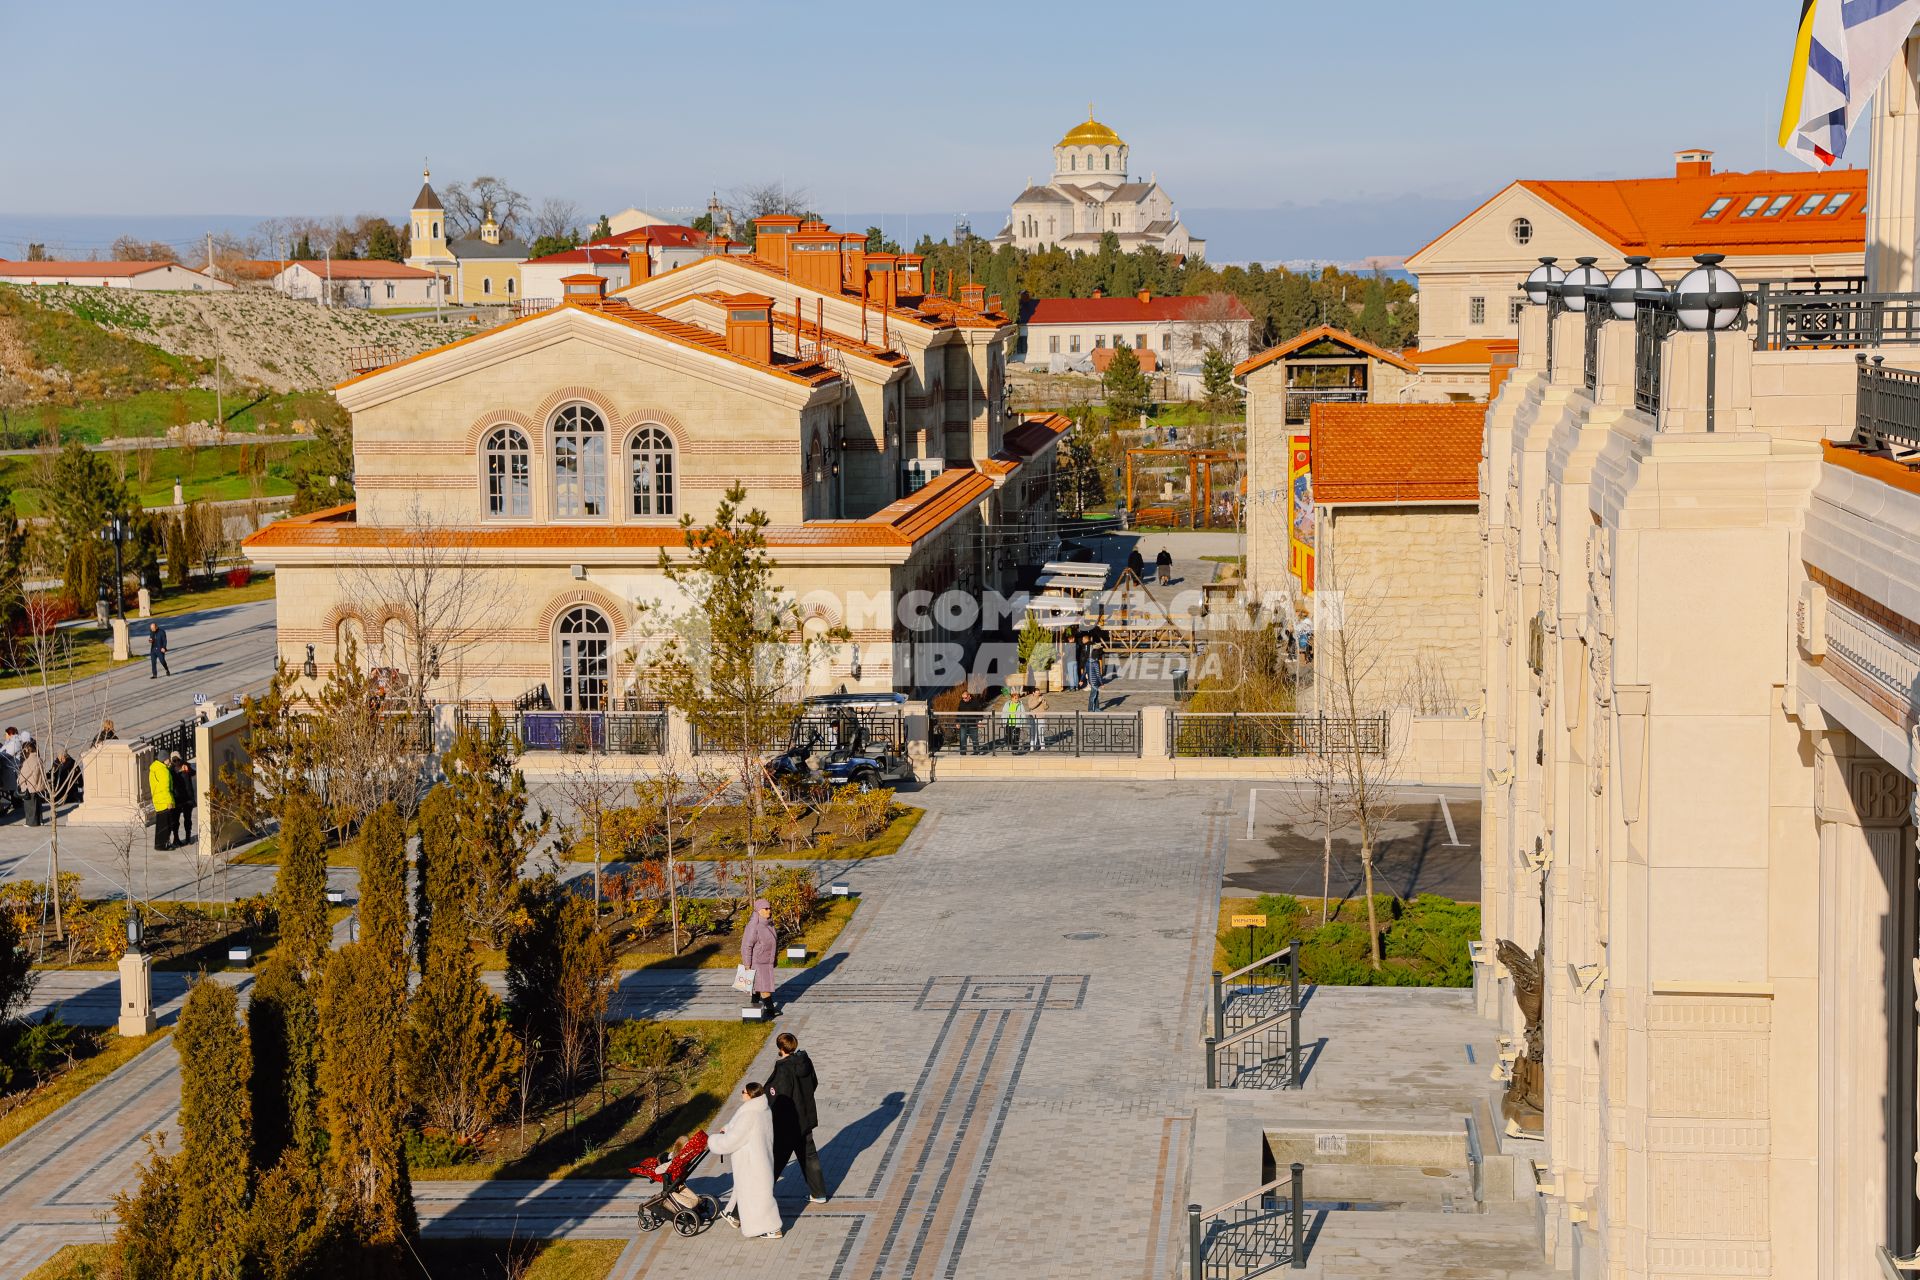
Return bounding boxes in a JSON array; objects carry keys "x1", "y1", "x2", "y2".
[
  {"x1": 1320, "y1": 505, "x2": 1480, "y2": 714},
  {"x1": 993, "y1": 114, "x2": 1204, "y2": 258}
]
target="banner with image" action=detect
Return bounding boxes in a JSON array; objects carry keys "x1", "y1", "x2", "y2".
[{"x1": 1287, "y1": 431, "x2": 1314, "y2": 594}]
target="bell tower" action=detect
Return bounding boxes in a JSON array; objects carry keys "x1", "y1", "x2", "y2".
[{"x1": 406, "y1": 163, "x2": 448, "y2": 268}]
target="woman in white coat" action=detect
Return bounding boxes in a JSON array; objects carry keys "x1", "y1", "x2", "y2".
[{"x1": 710, "y1": 1081, "x2": 783, "y2": 1239}]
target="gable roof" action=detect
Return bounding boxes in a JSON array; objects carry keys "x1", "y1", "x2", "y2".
[
  {"x1": 0, "y1": 260, "x2": 194, "y2": 278},
  {"x1": 1410, "y1": 166, "x2": 1868, "y2": 265},
  {"x1": 523, "y1": 246, "x2": 633, "y2": 266},
  {"x1": 280, "y1": 259, "x2": 436, "y2": 280},
  {"x1": 1015, "y1": 185, "x2": 1073, "y2": 205},
  {"x1": 1407, "y1": 338, "x2": 1519, "y2": 368},
  {"x1": 1233, "y1": 324, "x2": 1416, "y2": 378},
  {"x1": 1309, "y1": 402, "x2": 1484, "y2": 505},
  {"x1": 1026, "y1": 293, "x2": 1250, "y2": 326},
  {"x1": 589, "y1": 224, "x2": 709, "y2": 250}
]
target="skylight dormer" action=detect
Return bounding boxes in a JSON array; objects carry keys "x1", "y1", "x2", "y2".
[
  {"x1": 1761, "y1": 195, "x2": 1792, "y2": 217},
  {"x1": 1737, "y1": 196, "x2": 1768, "y2": 218},
  {"x1": 1796, "y1": 193, "x2": 1826, "y2": 215},
  {"x1": 1701, "y1": 196, "x2": 1731, "y2": 219},
  {"x1": 1821, "y1": 192, "x2": 1850, "y2": 215}
]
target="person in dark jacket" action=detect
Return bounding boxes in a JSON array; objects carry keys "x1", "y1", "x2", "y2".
[
  {"x1": 767, "y1": 1031, "x2": 827, "y2": 1203},
  {"x1": 148, "y1": 622, "x2": 171, "y2": 678},
  {"x1": 1154, "y1": 547, "x2": 1173, "y2": 585},
  {"x1": 171, "y1": 752, "x2": 197, "y2": 845}
]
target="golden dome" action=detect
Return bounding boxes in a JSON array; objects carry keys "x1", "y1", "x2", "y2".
[{"x1": 1058, "y1": 111, "x2": 1124, "y2": 149}]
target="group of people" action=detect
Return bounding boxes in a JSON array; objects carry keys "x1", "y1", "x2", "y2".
[
  {"x1": 1124, "y1": 546, "x2": 1177, "y2": 586},
  {"x1": 147, "y1": 750, "x2": 196, "y2": 850},
  {"x1": 0, "y1": 727, "x2": 82, "y2": 827},
  {"x1": 705, "y1": 1031, "x2": 829, "y2": 1241}
]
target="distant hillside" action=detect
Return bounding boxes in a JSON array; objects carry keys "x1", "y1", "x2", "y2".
[{"x1": 0, "y1": 285, "x2": 467, "y2": 394}]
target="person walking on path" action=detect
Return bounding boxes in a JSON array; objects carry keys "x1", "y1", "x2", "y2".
[
  {"x1": 1003, "y1": 690, "x2": 1024, "y2": 753},
  {"x1": 768, "y1": 1031, "x2": 828, "y2": 1203},
  {"x1": 171, "y1": 752, "x2": 197, "y2": 846},
  {"x1": 742, "y1": 896, "x2": 779, "y2": 1017},
  {"x1": 1155, "y1": 547, "x2": 1173, "y2": 585},
  {"x1": 148, "y1": 753, "x2": 176, "y2": 850},
  {"x1": 147, "y1": 621, "x2": 171, "y2": 678},
  {"x1": 710, "y1": 1081, "x2": 783, "y2": 1239},
  {"x1": 1126, "y1": 548, "x2": 1145, "y2": 581},
  {"x1": 17, "y1": 742, "x2": 46, "y2": 828},
  {"x1": 1087, "y1": 647, "x2": 1104, "y2": 713}
]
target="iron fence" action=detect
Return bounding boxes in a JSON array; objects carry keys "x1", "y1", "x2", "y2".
[
  {"x1": 1206, "y1": 944, "x2": 1302, "y2": 1090},
  {"x1": 140, "y1": 718, "x2": 197, "y2": 761},
  {"x1": 1188, "y1": 1164, "x2": 1307, "y2": 1278},
  {"x1": 607, "y1": 711, "x2": 668, "y2": 754},
  {"x1": 1582, "y1": 296, "x2": 1606, "y2": 393},
  {"x1": 693, "y1": 709, "x2": 905, "y2": 756},
  {"x1": 1754, "y1": 284, "x2": 1920, "y2": 351},
  {"x1": 1632, "y1": 297, "x2": 1677, "y2": 419},
  {"x1": 519, "y1": 711, "x2": 604, "y2": 752},
  {"x1": 1854, "y1": 355, "x2": 1920, "y2": 455},
  {"x1": 1167, "y1": 712, "x2": 1387, "y2": 758},
  {"x1": 929, "y1": 710, "x2": 1141, "y2": 756}
]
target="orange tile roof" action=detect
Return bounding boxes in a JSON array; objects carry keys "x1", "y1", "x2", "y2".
[
  {"x1": 670, "y1": 290, "x2": 911, "y2": 368},
  {"x1": 1408, "y1": 338, "x2": 1520, "y2": 367},
  {"x1": 654, "y1": 249, "x2": 1009, "y2": 331},
  {"x1": 246, "y1": 471, "x2": 996, "y2": 556},
  {"x1": 1234, "y1": 325, "x2": 1417, "y2": 379},
  {"x1": 1308, "y1": 402, "x2": 1485, "y2": 505},
  {"x1": 333, "y1": 295, "x2": 840, "y2": 392},
  {"x1": 1003, "y1": 412, "x2": 1071, "y2": 458},
  {"x1": 1821, "y1": 439, "x2": 1920, "y2": 496},
  {"x1": 1411, "y1": 167, "x2": 1868, "y2": 264}
]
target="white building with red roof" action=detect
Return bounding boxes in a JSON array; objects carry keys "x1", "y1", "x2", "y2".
[
  {"x1": 269, "y1": 258, "x2": 444, "y2": 308},
  {"x1": 1022, "y1": 287, "x2": 1252, "y2": 371},
  {"x1": 0, "y1": 260, "x2": 230, "y2": 291}
]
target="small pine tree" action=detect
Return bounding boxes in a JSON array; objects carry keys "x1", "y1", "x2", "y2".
[
  {"x1": 246, "y1": 1149, "x2": 329, "y2": 1280},
  {"x1": 164, "y1": 515, "x2": 188, "y2": 588},
  {"x1": 275, "y1": 794, "x2": 330, "y2": 977},
  {"x1": 506, "y1": 877, "x2": 612, "y2": 1113},
  {"x1": 1103, "y1": 344, "x2": 1151, "y2": 422},
  {"x1": 357, "y1": 802, "x2": 409, "y2": 978},
  {"x1": 1200, "y1": 346, "x2": 1241, "y2": 424},
  {"x1": 405, "y1": 933, "x2": 522, "y2": 1145},
  {"x1": 591, "y1": 213, "x2": 612, "y2": 240},
  {"x1": 413, "y1": 782, "x2": 458, "y2": 970},
  {"x1": 113, "y1": 1134, "x2": 181, "y2": 1280},
  {"x1": 247, "y1": 953, "x2": 321, "y2": 1171},
  {"x1": 439, "y1": 712, "x2": 545, "y2": 948},
  {"x1": 318, "y1": 941, "x2": 416, "y2": 1274},
  {"x1": 170, "y1": 978, "x2": 253, "y2": 1277}
]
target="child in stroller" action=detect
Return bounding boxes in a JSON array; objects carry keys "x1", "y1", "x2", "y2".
[{"x1": 632, "y1": 1130, "x2": 720, "y2": 1236}]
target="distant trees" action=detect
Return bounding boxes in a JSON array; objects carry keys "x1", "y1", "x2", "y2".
[
  {"x1": 441, "y1": 176, "x2": 530, "y2": 238},
  {"x1": 590, "y1": 213, "x2": 612, "y2": 241},
  {"x1": 530, "y1": 197, "x2": 583, "y2": 246},
  {"x1": 1057, "y1": 426, "x2": 1105, "y2": 517},
  {"x1": 109, "y1": 236, "x2": 180, "y2": 263},
  {"x1": 1201, "y1": 347, "x2": 1242, "y2": 422},
  {"x1": 361, "y1": 219, "x2": 405, "y2": 263}
]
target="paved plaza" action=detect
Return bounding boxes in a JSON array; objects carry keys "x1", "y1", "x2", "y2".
[
  {"x1": 0, "y1": 779, "x2": 1548, "y2": 1278},
  {"x1": 1226, "y1": 784, "x2": 1483, "y2": 902}
]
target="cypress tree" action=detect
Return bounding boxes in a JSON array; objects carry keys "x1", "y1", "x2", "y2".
[
  {"x1": 112, "y1": 1134, "x2": 180, "y2": 1280},
  {"x1": 276, "y1": 794, "x2": 330, "y2": 977},
  {"x1": 318, "y1": 941, "x2": 415, "y2": 1273},
  {"x1": 170, "y1": 978, "x2": 252, "y2": 1278},
  {"x1": 357, "y1": 802, "x2": 408, "y2": 977},
  {"x1": 247, "y1": 953, "x2": 320, "y2": 1171},
  {"x1": 413, "y1": 783, "x2": 457, "y2": 971},
  {"x1": 405, "y1": 932, "x2": 521, "y2": 1146}
]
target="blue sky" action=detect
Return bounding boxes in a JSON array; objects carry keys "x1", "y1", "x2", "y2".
[{"x1": 0, "y1": 0, "x2": 1833, "y2": 262}]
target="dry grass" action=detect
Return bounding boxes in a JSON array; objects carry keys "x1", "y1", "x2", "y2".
[
  {"x1": 415, "y1": 1238, "x2": 628, "y2": 1280},
  {"x1": 22, "y1": 1243, "x2": 112, "y2": 1280},
  {"x1": 0, "y1": 1029, "x2": 169, "y2": 1153}
]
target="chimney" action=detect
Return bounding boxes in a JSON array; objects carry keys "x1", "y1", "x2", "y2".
[
  {"x1": 724, "y1": 293, "x2": 775, "y2": 364},
  {"x1": 900, "y1": 254, "x2": 925, "y2": 297},
  {"x1": 627, "y1": 247, "x2": 651, "y2": 287},
  {"x1": 960, "y1": 282, "x2": 986, "y2": 311},
  {"x1": 1091, "y1": 287, "x2": 1104, "y2": 299},
  {"x1": 1137, "y1": 287, "x2": 1151, "y2": 304},
  {"x1": 752, "y1": 214, "x2": 802, "y2": 270},
  {"x1": 864, "y1": 254, "x2": 899, "y2": 310},
  {"x1": 1674, "y1": 147, "x2": 1714, "y2": 179},
  {"x1": 788, "y1": 227, "x2": 845, "y2": 294},
  {"x1": 561, "y1": 273, "x2": 607, "y2": 302}
]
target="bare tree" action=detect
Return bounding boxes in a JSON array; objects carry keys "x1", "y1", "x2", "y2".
[
  {"x1": 546, "y1": 746, "x2": 626, "y2": 909},
  {"x1": 1307, "y1": 538, "x2": 1406, "y2": 968},
  {"x1": 633, "y1": 746, "x2": 728, "y2": 956},
  {"x1": 1179, "y1": 292, "x2": 1253, "y2": 362},
  {"x1": 726, "y1": 182, "x2": 812, "y2": 229},
  {"x1": 530, "y1": 197, "x2": 584, "y2": 244},
  {"x1": 442, "y1": 177, "x2": 530, "y2": 238}
]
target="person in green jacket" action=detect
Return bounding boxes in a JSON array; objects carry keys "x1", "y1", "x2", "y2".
[{"x1": 148, "y1": 755, "x2": 175, "y2": 851}]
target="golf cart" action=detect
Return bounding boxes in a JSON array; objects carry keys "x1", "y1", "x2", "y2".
[{"x1": 765, "y1": 693, "x2": 911, "y2": 794}]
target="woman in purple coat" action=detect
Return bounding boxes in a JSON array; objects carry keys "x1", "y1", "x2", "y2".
[{"x1": 742, "y1": 897, "x2": 779, "y2": 1016}]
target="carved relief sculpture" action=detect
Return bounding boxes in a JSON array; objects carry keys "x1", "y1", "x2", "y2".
[{"x1": 1496, "y1": 935, "x2": 1547, "y2": 1135}]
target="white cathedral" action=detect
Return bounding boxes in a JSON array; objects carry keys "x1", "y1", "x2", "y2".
[{"x1": 993, "y1": 112, "x2": 1206, "y2": 258}]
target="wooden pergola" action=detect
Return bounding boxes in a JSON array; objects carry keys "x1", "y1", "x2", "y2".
[{"x1": 1122, "y1": 446, "x2": 1244, "y2": 528}]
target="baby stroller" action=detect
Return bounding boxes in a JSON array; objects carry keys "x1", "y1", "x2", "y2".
[{"x1": 632, "y1": 1129, "x2": 719, "y2": 1236}]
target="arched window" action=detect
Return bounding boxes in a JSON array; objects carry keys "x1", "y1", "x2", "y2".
[
  {"x1": 552, "y1": 405, "x2": 607, "y2": 517},
  {"x1": 432, "y1": 220, "x2": 439, "y2": 238},
  {"x1": 556, "y1": 605, "x2": 611, "y2": 711},
  {"x1": 506, "y1": 277, "x2": 516, "y2": 294},
  {"x1": 484, "y1": 426, "x2": 531, "y2": 517},
  {"x1": 482, "y1": 277, "x2": 492, "y2": 295},
  {"x1": 628, "y1": 426, "x2": 675, "y2": 517},
  {"x1": 338, "y1": 618, "x2": 367, "y2": 671}
]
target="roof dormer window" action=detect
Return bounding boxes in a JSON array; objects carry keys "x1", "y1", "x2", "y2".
[
  {"x1": 1737, "y1": 196, "x2": 1768, "y2": 218},
  {"x1": 1796, "y1": 193, "x2": 1826, "y2": 215},
  {"x1": 1761, "y1": 195, "x2": 1791, "y2": 217},
  {"x1": 1701, "y1": 197, "x2": 1731, "y2": 219},
  {"x1": 1821, "y1": 192, "x2": 1850, "y2": 215}
]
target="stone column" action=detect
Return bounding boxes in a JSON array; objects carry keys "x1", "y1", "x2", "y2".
[
  {"x1": 117, "y1": 947, "x2": 155, "y2": 1037},
  {"x1": 1868, "y1": 37, "x2": 1920, "y2": 294}
]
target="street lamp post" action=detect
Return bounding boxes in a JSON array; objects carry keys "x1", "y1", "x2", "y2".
[
  {"x1": 97, "y1": 516, "x2": 130, "y2": 619},
  {"x1": 1674, "y1": 253, "x2": 1747, "y2": 434},
  {"x1": 1523, "y1": 256, "x2": 1566, "y2": 372}
]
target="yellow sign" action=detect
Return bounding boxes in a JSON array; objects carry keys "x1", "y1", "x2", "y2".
[{"x1": 1230, "y1": 914, "x2": 1268, "y2": 928}]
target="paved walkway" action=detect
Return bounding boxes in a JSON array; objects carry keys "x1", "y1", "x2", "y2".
[{"x1": 0, "y1": 780, "x2": 1554, "y2": 1278}]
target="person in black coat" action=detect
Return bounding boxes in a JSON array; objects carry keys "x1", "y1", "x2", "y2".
[{"x1": 767, "y1": 1031, "x2": 827, "y2": 1202}]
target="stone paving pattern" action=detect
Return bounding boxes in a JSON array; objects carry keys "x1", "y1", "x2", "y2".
[{"x1": 0, "y1": 780, "x2": 1559, "y2": 1278}]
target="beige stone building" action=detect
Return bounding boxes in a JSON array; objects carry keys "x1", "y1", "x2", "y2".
[
  {"x1": 248, "y1": 217, "x2": 1067, "y2": 707},
  {"x1": 992, "y1": 112, "x2": 1206, "y2": 258},
  {"x1": 1478, "y1": 34, "x2": 1920, "y2": 1277}
]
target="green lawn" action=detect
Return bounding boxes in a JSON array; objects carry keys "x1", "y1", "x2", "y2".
[
  {"x1": 24, "y1": 1236, "x2": 627, "y2": 1279},
  {"x1": 0, "y1": 442, "x2": 310, "y2": 516},
  {"x1": 0, "y1": 1029, "x2": 169, "y2": 1154},
  {"x1": 0, "y1": 570, "x2": 277, "y2": 691},
  {"x1": 12, "y1": 388, "x2": 344, "y2": 448}
]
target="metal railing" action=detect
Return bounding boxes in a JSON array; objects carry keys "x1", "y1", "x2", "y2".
[
  {"x1": 693, "y1": 709, "x2": 905, "y2": 756},
  {"x1": 1582, "y1": 294, "x2": 1606, "y2": 393},
  {"x1": 1824, "y1": 596, "x2": 1920, "y2": 713},
  {"x1": 1168, "y1": 712, "x2": 1387, "y2": 758},
  {"x1": 929, "y1": 709, "x2": 1142, "y2": 756},
  {"x1": 1464, "y1": 1115, "x2": 1485, "y2": 1211},
  {"x1": 140, "y1": 718, "x2": 197, "y2": 761},
  {"x1": 1283, "y1": 386, "x2": 1367, "y2": 424},
  {"x1": 1188, "y1": 1163, "x2": 1307, "y2": 1278},
  {"x1": 1854, "y1": 355, "x2": 1920, "y2": 455},
  {"x1": 1206, "y1": 944, "x2": 1302, "y2": 1090},
  {"x1": 607, "y1": 710, "x2": 668, "y2": 754},
  {"x1": 343, "y1": 344, "x2": 405, "y2": 374},
  {"x1": 511, "y1": 298, "x2": 558, "y2": 318},
  {"x1": 1632, "y1": 296, "x2": 1678, "y2": 418},
  {"x1": 1754, "y1": 284, "x2": 1920, "y2": 351}
]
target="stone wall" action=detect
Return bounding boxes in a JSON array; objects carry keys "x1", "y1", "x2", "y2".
[{"x1": 1322, "y1": 504, "x2": 1482, "y2": 715}]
